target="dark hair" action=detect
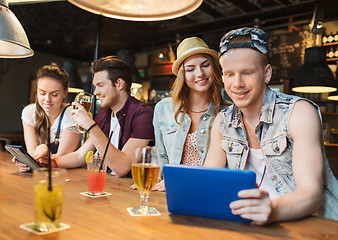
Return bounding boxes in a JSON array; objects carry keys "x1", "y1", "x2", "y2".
[
  {"x1": 35, "y1": 64, "x2": 69, "y2": 145},
  {"x1": 92, "y1": 56, "x2": 132, "y2": 93}
]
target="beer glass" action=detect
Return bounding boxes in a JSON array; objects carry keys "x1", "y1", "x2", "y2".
[
  {"x1": 70, "y1": 92, "x2": 93, "y2": 133},
  {"x1": 131, "y1": 146, "x2": 160, "y2": 215}
]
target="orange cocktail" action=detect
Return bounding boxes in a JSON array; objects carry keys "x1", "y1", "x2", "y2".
[
  {"x1": 88, "y1": 171, "x2": 106, "y2": 195},
  {"x1": 86, "y1": 156, "x2": 107, "y2": 196}
]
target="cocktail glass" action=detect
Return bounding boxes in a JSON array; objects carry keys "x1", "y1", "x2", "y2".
[
  {"x1": 33, "y1": 168, "x2": 66, "y2": 232},
  {"x1": 87, "y1": 156, "x2": 107, "y2": 196}
]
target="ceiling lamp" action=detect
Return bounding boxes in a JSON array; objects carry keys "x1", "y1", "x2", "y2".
[
  {"x1": 67, "y1": 0, "x2": 203, "y2": 21},
  {"x1": 68, "y1": 87, "x2": 84, "y2": 93},
  {"x1": 0, "y1": 0, "x2": 34, "y2": 58},
  {"x1": 328, "y1": 91, "x2": 338, "y2": 101},
  {"x1": 131, "y1": 82, "x2": 142, "y2": 89},
  {"x1": 292, "y1": 47, "x2": 337, "y2": 93}
]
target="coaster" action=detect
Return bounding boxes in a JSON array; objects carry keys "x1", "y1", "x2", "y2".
[
  {"x1": 20, "y1": 222, "x2": 71, "y2": 235},
  {"x1": 80, "y1": 192, "x2": 112, "y2": 198},
  {"x1": 127, "y1": 207, "x2": 161, "y2": 216}
]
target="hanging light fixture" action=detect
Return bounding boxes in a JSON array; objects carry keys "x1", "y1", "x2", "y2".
[
  {"x1": 292, "y1": 4, "x2": 337, "y2": 93},
  {"x1": 292, "y1": 47, "x2": 337, "y2": 93},
  {"x1": 328, "y1": 91, "x2": 338, "y2": 101},
  {"x1": 0, "y1": 0, "x2": 34, "y2": 58},
  {"x1": 67, "y1": 0, "x2": 203, "y2": 21},
  {"x1": 131, "y1": 82, "x2": 142, "y2": 89}
]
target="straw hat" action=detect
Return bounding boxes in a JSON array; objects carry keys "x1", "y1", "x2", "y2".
[{"x1": 172, "y1": 37, "x2": 218, "y2": 75}]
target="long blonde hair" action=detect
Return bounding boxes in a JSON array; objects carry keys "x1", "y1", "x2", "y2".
[{"x1": 170, "y1": 54, "x2": 224, "y2": 124}]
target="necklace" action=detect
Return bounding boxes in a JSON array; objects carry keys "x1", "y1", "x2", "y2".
[{"x1": 189, "y1": 108, "x2": 208, "y2": 113}]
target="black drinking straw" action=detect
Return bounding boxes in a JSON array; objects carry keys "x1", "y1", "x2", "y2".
[
  {"x1": 47, "y1": 126, "x2": 52, "y2": 191},
  {"x1": 99, "y1": 131, "x2": 113, "y2": 171}
]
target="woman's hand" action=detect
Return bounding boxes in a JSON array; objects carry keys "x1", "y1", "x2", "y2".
[
  {"x1": 33, "y1": 144, "x2": 49, "y2": 166},
  {"x1": 11, "y1": 144, "x2": 50, "y2": 172},
  {"x1": 130, "y1": 177, "x2": 165, "y2": 191},
  {"x1": 34, "y1": 144, "x2": 48, "y2": 158},
  {"x1": 152, "y1": 179, "x2": 166, "y2": 192},
  {"x1": 12, "y1": 157, "x2": 30, "y2": 172}
]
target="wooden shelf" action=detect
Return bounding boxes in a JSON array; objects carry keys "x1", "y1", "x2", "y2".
[
  {"x1": 323, "y1": 42, "x2": 338, "y2": 46},
  {"x1": 314, "y1": 100, "x2": 332, "y2": 103},
  {"x1": 322, "y1": 42, "x2": 338, "y2": 61},
  {"x1": 322, "y1": 112, "x2": 338, "y2": 116},
  {"x1": 324, "y1": 143, "x2": 338, "y2": 147}
]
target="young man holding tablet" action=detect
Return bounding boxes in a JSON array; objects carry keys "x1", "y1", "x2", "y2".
[{"x1": 204, "y1": 27, "x2": 338, "y2": 225}]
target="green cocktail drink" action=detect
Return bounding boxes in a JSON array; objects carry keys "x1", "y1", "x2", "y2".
[{"x1": 33, "y1": 168, "x2": 66, "y2": 232}]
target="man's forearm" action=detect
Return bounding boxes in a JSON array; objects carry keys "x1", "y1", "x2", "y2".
[
  {"x1": 269, "y1": 187, "x2": 322, "y2": 223},
  {"x1": 86, "y1": 125, "x2": 131, "y2": 177}
]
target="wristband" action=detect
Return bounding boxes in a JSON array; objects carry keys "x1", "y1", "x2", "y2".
[
  {"x1": 86, "y1": 122, "x2": 97, "y2": 133},
  {"x1": 52, "y1": 159, "x2": 58, "y2": 168}
]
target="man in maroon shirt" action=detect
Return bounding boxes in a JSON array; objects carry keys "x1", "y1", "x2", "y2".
[{"x1": 42, "y1": 56, "x2": 154, "y2": 177}]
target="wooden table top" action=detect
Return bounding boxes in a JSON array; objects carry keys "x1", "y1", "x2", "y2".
[{"x1": 1, "y1": 151, "x2": 337, "y2": 240}]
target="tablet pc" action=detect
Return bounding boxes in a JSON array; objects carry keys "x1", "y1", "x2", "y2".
[
  {"x1": 163, "y1": 165, "x2": 256, "y2": 223},
  {"x1": 5, "y1": 145, "x2": 42, "y2": 170}
]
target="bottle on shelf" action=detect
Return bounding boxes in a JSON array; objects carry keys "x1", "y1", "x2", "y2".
[
  {"x1": 328, "y1": 32, "x2": 334, "y2": 43},
  {"x1": 328, "y1": 47, "x2": 335, "y2": 58},
  {"x1": 323, "y1": 35, "x2": 328, "y2": 44},
  {"x1": 334, "y1": 32, "x2": 338, "y2": 43}
]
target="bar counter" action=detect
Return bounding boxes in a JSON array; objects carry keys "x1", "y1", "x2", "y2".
[{"x1": 0, "y1": 151, "x2": 337, "y2": 240}]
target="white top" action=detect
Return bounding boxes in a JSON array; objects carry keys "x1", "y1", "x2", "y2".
[
  {"x1": 244, "y1": 148, "x2": 280, "y2": 200},
  {"x1": 108, "y1": 113, "x2": 121, "y2": 175},
  {"x1": 21, "y1": 104, "x2": 76, "y2": 142},
  {"x1": 110, "y1": 113, "x2": 121, "y2": 149}
]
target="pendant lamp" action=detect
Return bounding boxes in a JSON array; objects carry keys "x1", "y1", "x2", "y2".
[
  {"x1": 328, "y1": 91, "x2": 338, "y2": 101},
  {"x1": 0, "y1": 0, "x2": 34, "y2": 58},
  {"x1": 292, "y1": 47, "x2": 336, "y2": 93},
  {"x1": 67, "y1": 0, "x2": 203, "y2": 21}
]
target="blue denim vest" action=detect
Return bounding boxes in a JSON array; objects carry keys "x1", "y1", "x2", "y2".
[
  {"x1": 220, "y1": 87, "x2": 338, "y2": 220},
  {"x1": 154, "y1": 97, "x2": 226, "y2": 167}
]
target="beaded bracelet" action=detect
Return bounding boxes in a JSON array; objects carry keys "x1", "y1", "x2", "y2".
[{"x1": 86, "y1": 122, "x2": 97, "y2": 133}]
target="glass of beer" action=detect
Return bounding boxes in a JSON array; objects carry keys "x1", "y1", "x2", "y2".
[
  {"x1": 131, "y1": 146, "x2": 160, "y2": 215},
  {"x1": 70, "y1": 92, "x2": 93, "y2": 133}
]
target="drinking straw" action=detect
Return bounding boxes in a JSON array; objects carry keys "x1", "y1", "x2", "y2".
[
  {"x1": 99, "y1": 131, "x2": 113, "y2": 171},
  {"x1": 47, "y1": 126, "x2": 52, "y2": 191}
]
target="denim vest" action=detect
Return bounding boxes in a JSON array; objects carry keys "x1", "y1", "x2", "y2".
[
  {"x1": 154, "y1": 97, "x2": 226, "y2": 167},
  {"x1": 220, "y1": 87, "x2": 338, "y2": 220}
]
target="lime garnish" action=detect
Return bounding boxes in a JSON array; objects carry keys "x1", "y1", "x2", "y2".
[{"x1": 86, "y1": 151, "x2": 93, "y2": 163}]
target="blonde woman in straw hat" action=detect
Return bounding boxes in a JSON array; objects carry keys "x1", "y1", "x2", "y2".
[{"x1": 152, "y1": 37, "x2": 229, "y2": 191}]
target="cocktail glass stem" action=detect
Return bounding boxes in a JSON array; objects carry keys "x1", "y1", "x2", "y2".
[{"x1": 139, "y1": 193, "x2": 149, "y2": 212}]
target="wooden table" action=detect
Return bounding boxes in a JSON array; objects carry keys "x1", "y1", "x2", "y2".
[{"x1": 1, "y1": 152, "x2": 337, "y2": 240}]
